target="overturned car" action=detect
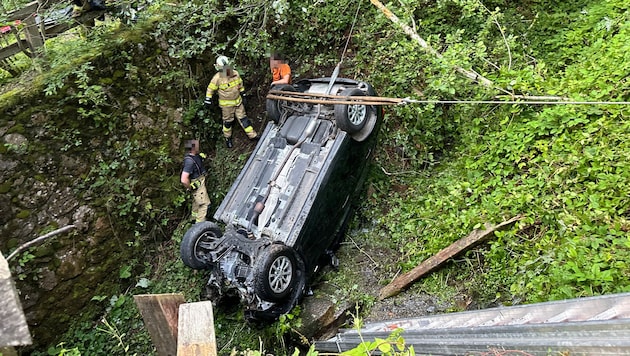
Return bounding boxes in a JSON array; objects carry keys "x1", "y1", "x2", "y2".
[{"x1": 180, "y1": 77, "x2": 383, "y2": 320}]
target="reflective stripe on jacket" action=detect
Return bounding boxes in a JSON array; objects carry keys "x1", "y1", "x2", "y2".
[
  {"x1": 206, "y1": 71, "x2": 244, "y2": 107},
  {"x1": 219, "y1": 97, "x2": 242, "y2": 106}
]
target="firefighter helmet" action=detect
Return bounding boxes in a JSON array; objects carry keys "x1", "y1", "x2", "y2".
[{"x1": 215, "y1": 55, "x2": 230, "y2": 70}]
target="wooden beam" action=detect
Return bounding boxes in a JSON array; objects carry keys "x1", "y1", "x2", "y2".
[
  {"x1": 177, "y1": 301, "x2": 217, "y2": 356},
  {"x1": 23, "y1": 15, "x2": 44, "y2": 56},
  {"x1": 6, "y1": 2, "x2": 39, "y2": 22},
  {"x1": 134, "y1": 294, "x2": 185, "y2": 356},
  {"x1": 0, "y1": 41, "x2": 29, "y2": 62},
  {"x1": 1, "y1": 4, "x2": 105, "y2": 62},
  {"x1": 378, "y1": 215, "x2": 524, "y2": 300},
  {"x1": 44, "y1": 11, "x2": 106, "y2": 38},
  {"x1": 0, "y1": 254, "x2": 32, "y2": 347}
]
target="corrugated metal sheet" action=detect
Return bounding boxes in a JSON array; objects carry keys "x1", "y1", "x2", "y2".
[{"x1": 315, "y1": 293, "x2": 630, "y2": 355}]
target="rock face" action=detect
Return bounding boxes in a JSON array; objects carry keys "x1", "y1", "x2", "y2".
[
  {"x1": 0, "y1": 116, "x2": 122, "y2": 346},
  {"x1": 0, "y1": 25, "x2": 254, "y2": 351},
  {"x1": 0, "y1": 71, "x2": 186, "y2": 348},
  {"x1": 0, "y1": 254, "x2": 32, "y2": 347},
  {"x1": 298, "y1": 289, "x2": 355, "y2": 341}
]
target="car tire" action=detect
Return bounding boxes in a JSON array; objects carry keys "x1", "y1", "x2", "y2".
[
  {"x1": 253, "y1": 243, "x2": 301, "y2": 302},
  {"x1": 334, "y1": 88, "x2": 377, "y2": 142},
  {"x1": 180, "y1": 222, "x2": 223, "y2": 269},
  {"x1": 266, "y1": 84, "x2": 296, "y2": 124}
]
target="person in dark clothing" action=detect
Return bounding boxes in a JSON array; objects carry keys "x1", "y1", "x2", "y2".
[
  {"x1": 180, "y1": 139, "x2": 210, "y2": 222},
  {"x1": 71, "y1": 0, "x2": 106, "y2": 17}
]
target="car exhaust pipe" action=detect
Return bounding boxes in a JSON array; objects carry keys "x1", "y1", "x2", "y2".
[{"x1": 247, "y1": 201, "x2": 266, "y2": 232}]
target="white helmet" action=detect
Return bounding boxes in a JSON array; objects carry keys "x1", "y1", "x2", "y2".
[{"x1": 215, "y1": 55, "x2": 230, "y2": 70}]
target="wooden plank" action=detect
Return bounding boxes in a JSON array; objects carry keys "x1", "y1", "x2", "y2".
[
  {"x1": 0, "y1": 42, "x2": 28, "y2": 62},
  {"x1": 378, "y1": 215, "x2": 524, "y2": 300},
  {"x1": 23, "y1": 16, "x2": 44, "y2": 54},
  {"x1": 177, "y1": 301, "x2": 217, "y2": 356},
  {"x1": 1, "y1": 5, "x2": 105, "y2": 62},
  {"x1": 0, "y1": 254, "x2": 32, "y2": 347},
  {"x1": 44, "y1": 11, "x2": 106, "y2": 38},
  {"x1": 134, "y1": 293, "x2": 185, "y2": 356},
  {"x1": 6, "y1": 2, "x2": 39, "y2": 22}
]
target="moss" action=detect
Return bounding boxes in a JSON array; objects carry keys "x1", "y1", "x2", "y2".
[
  {"x1": 99, "y1": 77, "x2": 114, "y2": 85},
  {"x1": 34, "y1": 245, "x2": 55, "y2": 258},
  {"x1": 38, "y1": 222, "x2": 60, "y2": 236},
  {"x1": 6, "y1": 238, "x2": 18, "y2": 249},
  {"x1": 16, "y1": 209, "x2": 31, "y2": 219},
  {"x1": 113, "y1": 70, "x2": 125, "y2": 79},
  {"x1": 51, "y1": 257, "x2": 61, "y2": 269},
  {"x1": 6, "y1": 123, "x2": 25, "y2": 134},
  {"x1": 0, "y1": 88, "x2": 22, "y2": 109},
  {"x1": 0, "y1": 181, "x2": 11, "y2": 194},
  {"x1": 0, "y1": 144, "x2": 6, "y2": 154},
  {"x1": 12, "y1": 106, "x2": 43, "y2": 122},
  {"x1": 34, "y1": 174, "x2": 46, "y2": 182}
]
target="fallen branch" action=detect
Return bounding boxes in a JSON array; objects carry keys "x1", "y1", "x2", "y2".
[
  {"x1": 378, "y1": 215, "x2": 524, "y2": 300},
  {"x1": 369, "y1": 0, "x2": 494, "y2": 87},
  {"x1": 6, "y1": 225, "x2": 76, "y2": 262}
]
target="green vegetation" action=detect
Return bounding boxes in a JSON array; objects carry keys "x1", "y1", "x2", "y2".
[
  {"x1": 370, "y1": 0, "x2": 630, "y2": 307},
  {"x1": 341, "y1": 324, "x2": 415, "y2": 356},
  {"x1": 1, "y1": 0, "x2": 629, "y2": 354}
]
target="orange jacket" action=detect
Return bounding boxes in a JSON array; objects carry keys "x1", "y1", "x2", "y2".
[{"x1": 272, "y1": 63, "x2": 291, "y2": 84}]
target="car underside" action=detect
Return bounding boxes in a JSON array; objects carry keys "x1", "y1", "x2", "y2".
[{"x1": 181, "y1": 77, "x2": 382, "y2": 321}]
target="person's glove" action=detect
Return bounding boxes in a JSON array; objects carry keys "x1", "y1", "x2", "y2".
[
  {"x1": 199, "y1": 152, "x2": 207, "y2": 159},
  {"x1": 203, "y1": 98, "x2": 212, "y2": 109}
]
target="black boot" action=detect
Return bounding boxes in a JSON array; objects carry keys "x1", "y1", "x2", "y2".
[{"x1": 225, "y1": 138, "x2": 233, "y2": 148}]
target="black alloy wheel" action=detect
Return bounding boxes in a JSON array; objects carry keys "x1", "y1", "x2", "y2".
[
  {"x1": 180, "y1": 222, "x2": 223, "y2": 269},
  {"x1": 334, "y1": 87, "x2": 377, "y2": 142},
  {"x1": 266, "y1": 84, "x2": 296, "y2": 124},
  {"x1": 253, "y1": 243, "x2": 301, "y2": 302}
]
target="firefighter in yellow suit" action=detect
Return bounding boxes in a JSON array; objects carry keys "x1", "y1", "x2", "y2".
[{"x1": 204, "y1": 55, "x2": 258, "y2": 148}]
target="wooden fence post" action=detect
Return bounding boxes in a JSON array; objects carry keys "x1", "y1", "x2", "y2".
[
  {"x1": 134, "y1": 293, "x2": 186, "y2": 356},
  {"x1": 22, "y1": 15, "x2": 44, "y2": 57},
  {"x1": 177, "y1": 301, "x2": 217, "y2": 356}
]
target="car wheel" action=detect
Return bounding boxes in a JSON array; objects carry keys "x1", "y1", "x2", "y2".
[
  {"x1": 180, "y1": 222, "x2": 223, "y2": 269},
  {"x1": 266, "y1": 84, "x2": 296, "y2": 124},
  {"x1": 334, "y1": 88, "x2": 377, "y2": 142},
  {"x1": 254, "y1": 244, "x2": 300, "y2": 302}
]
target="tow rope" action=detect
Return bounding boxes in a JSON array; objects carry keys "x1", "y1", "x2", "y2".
[{"x1": 267, "y1": 90, "x2": 630, "y2": 106}]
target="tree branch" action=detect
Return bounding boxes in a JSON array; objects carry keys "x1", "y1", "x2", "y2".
[
  {"x1": 6, "y1": 225, "x2": 76, "y2": 262},
  {"x1": 378, "y1": 215, "x2": 524, "y2": 300},
  {"x1": 369, "y1": 0, "x2": 494, "y2": 87}
]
